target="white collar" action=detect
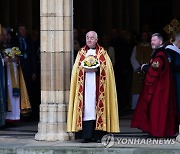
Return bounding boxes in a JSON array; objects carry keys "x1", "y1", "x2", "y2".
[
  {"x1": 166, "y1": 44, "x2": 180, "y2": 54},
  {"x1": 85, "y1": 49, "x2": 96, "y2": 57}
]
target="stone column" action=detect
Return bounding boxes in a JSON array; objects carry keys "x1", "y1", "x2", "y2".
[{"x1": 35, "y1": 0, "x2": 72, "y2": 141}]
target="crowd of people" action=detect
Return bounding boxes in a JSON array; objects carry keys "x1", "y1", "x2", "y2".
[
  {"x1": 73, "y1": 27, "x2": 150, "y2": 115},
  {"x1": 1, "y1": 23, "x2": 180, "y2": 141},
  {"x1": 0, "y1": 24, "x2": 40, "y2": 127},
  {"x1": 69, "y1": 27, "x2": 180, "y2": 142}
]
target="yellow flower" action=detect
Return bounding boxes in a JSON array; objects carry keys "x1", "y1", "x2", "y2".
[
  {"x1": 84, "y1": 56, "x2": 97, "y2": 67},
  {"x1": 12, "y1": 47, "x2": 21, "y2": 56},
  {"x1": 3, "y1": 47, "x2": 22, "y2": 58}
]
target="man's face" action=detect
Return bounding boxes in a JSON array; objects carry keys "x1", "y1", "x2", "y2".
[
  {"x1": 141, "y1": 32, "x2": 149, "y2": 42},
  {"x1": 177, "y1": 40, "x2": 180, "y2": 48},
  {"x1": 18, "y1": 26, "x2": 27, "y2": 37},
  {"x1": 86, "y1": 32, "x2": 98, "y2": 49},
  {"x1": 1, "y1": 29, "x2": 10, "y2": 43},
  {"x1": 151, "y1": 36, "x2": 162, "y2": 49}
]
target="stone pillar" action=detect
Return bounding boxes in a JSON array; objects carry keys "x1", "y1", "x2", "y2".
[{"x1": 35, "y1": 0, "x2": 72, "y2": 141}]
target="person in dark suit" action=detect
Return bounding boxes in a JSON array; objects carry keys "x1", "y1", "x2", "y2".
[{"x1": 166, "y1": 33, "x2": 180, "y2": 122}]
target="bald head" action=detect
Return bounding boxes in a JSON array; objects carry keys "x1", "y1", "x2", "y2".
[{"x1": 86, "y1": 31, "x2": 98, "y2": 39}]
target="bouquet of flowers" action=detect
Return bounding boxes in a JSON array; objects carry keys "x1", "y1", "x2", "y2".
[
  {"x1": 81, "y1": 55, "x2": 100, "y2": 69},
  {"x1": 3, "y1": 47, "x2": 22, "y2": 97},
  {"x1": 3, "y1": 47, "x2": 22, "y2": 58}
]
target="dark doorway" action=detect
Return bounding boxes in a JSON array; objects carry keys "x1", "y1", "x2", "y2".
[{"x1": 0, "y1": 0, "x2": 40, "y2": 122}]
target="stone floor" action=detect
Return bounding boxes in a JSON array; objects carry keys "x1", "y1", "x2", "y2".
[{"x1": 0, "y1": 113, "x2": 180, "y2": 154}]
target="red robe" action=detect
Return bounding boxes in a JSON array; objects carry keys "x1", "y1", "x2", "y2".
[{"x1": 131, "y1": 47, "x2": 177, "y2": 137}]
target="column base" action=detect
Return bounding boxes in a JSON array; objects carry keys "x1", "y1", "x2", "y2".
[
  {"x1": 35, "y1": 132, "x2": 70, "y2": 141},
  {"x1": 35, "y1": 122, "x2": 70, "y2": 141}
]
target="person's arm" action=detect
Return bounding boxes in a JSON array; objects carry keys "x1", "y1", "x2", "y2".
[
  {"x1": 130, "y1": 46, "x2": 141, "y2": 71},
  {"x1": 1, "y1": 59, "x2": 3, "y2": 65},
  {"x1": 107, "y1": 46, "x2": 115, "y2": 66},
  {"x1": 3, "y1": 56, "x2": 10, "y2": 64},
  {"x1": 168, "y1": 51, "x2": 180, "y2": 72},
  {"x1": 145, "y1": 53, "x2": 165, "y2": 102},
  {"x1": 141, "y1": 63, "x2": 150, "y2": 72}
]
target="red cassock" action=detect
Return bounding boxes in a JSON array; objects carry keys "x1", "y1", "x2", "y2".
[{"x1": 131, "y1": 48, "x2": 177, "y2": 137}]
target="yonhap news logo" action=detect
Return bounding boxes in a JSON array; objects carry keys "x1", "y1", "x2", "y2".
[
  {"x1": 101, "y1": 134, "x2": 176, "y2": 148},
  {"x1": 101, "y1": 134, "x2": 115, "y2": 148}
]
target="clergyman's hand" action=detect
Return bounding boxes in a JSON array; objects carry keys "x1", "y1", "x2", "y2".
[
  {"x1": 3, "y1": 57, "x2": 10, "y2": 63},
  {"x1": 84, "y1": 68, "x2": 98, "y2": 72}
]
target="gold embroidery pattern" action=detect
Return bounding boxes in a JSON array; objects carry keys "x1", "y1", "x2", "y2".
[
  {"x1": 96, "y1": 48, "x2": 106, "y2": 130},
  {"x1": 76, "y1": 46, "x2": 107, "y2": 131},
  {"x1": 76, "y1": 48, "x2": 86, "y2": 130}
]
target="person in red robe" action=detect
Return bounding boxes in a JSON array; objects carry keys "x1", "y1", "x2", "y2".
[{"x1": 131, "y1": 33, "x2": 177, "y2": 137}]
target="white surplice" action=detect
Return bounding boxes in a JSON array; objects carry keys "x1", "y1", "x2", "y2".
[
  {"x1": 6, "y1": 62, "x2": 20, "y2": 120},
  {"x1": 83, "y1": 49, "x2": 96, "y2": 121}
]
